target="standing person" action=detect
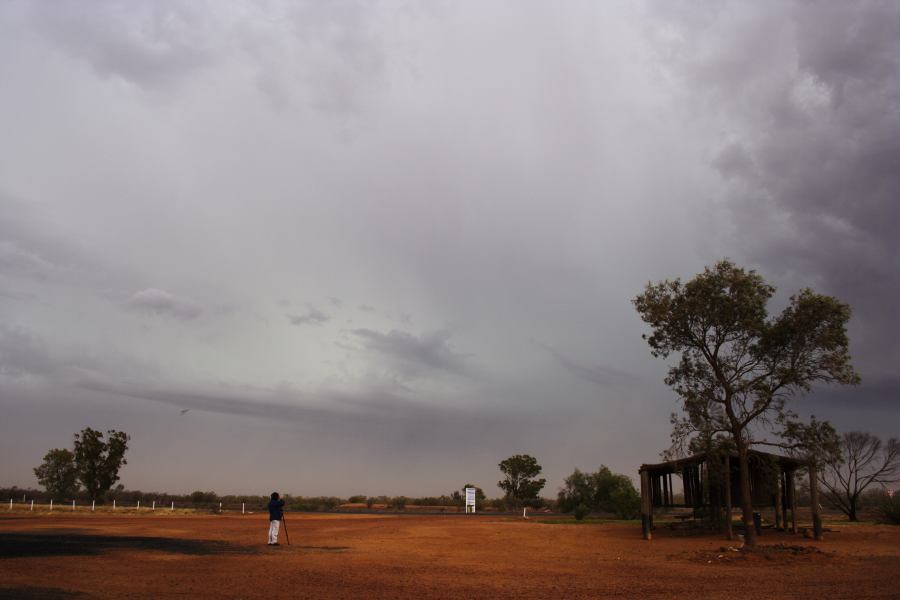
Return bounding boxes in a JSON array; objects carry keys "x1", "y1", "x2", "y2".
[{"x1": 267, "y1": 492, "x2": 285, "y2": 546}]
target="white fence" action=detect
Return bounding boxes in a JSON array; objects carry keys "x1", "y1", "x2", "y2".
[{"x1": 6, "y1": 497, "x2": 258, "y2": 514}]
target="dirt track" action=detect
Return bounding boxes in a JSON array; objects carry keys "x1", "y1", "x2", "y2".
[{"x1": 1, "y1": 512, "x2": 898, "y2": 599}]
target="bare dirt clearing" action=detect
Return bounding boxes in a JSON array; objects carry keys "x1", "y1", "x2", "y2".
[{"x1": 1, "y1": 513, "x2": 898, "y2": 599}]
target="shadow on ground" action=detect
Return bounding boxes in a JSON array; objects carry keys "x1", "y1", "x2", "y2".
[
  {"x1": 294, "y1": 545, "x2": 350, "y2": 552},
  {"x1": 0, "y1": 586, "x2": 90, "y2": 599},
  {"x1": 0, "y1": 532, "x2": 256, "y2": 558}
]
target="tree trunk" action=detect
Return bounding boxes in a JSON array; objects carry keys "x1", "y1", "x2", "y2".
[
  {"x1": 848, "y1": 494, "x2": 859, "y2": 522},
  {"x1": 736, "y1": 439, "x2": 757, "y2": 547},
  {"x1": 809, "y1": 462, "x2": 823, "y2": 540},
  {"x1": 724, "y1": 455, "x2": 733, "y2": 541}
]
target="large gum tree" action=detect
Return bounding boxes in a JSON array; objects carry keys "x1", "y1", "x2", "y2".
[{"x1": 633, "y1": 260, "x2": 859, "y2": 547}]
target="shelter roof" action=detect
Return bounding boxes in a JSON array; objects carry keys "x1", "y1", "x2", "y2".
[{"x1": 639, "y1": 449, "x2": 803, "y2": 475}]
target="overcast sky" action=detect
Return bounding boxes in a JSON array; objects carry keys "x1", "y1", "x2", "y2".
[{"x1": 1, "y1": 1, "x2": 898, "y2": 497}]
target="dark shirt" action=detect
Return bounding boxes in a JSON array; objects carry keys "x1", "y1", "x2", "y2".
[{"x1": 268, "y1": 498, "x2": 285, "y2": 521}]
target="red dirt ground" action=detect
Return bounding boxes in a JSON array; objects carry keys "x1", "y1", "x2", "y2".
[{"x1": 1, "y1": 512, "x2": 898, "y2": 599}]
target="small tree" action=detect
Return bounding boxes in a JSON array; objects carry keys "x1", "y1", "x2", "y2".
[
  {"x1": 498, "y1": 454, "x2": 546, "y2": 509},
  {"x1": 634, "y1": 260, "x2": 859, "y2": 546},
  {"x1": 557, "y1": 469, "x2": 594, "y2": 513},
  {"x1": 33, "y1": 448, "x2": 79, "y2": 501},
  {"x1": 820, "y1": 432, "x2": 900, "y2": 521},
  {"x1": 73, "y1": 428, "x2": 130, "y2": 501}
]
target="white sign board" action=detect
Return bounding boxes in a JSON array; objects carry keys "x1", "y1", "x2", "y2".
[{"x1": 465, "y1": 487, "x2": 476, "y2": 513}]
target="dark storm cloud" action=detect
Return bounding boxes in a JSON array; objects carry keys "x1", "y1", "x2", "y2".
[
  {"x1": 650, "y1": 0, "x2": 900, "y2": 409},
  {"x1": 74, "y1": 375, "x2": 534, "y2": 453},
  {"x1": 127, "y1": 288, "x2": 203, "y2": 320},
  {"x1": 542, "y1": 344, "x2": 641, "y2": 388},
  {"x1": 352, "y1": 328, "x2": 473, "y2": 377},
  {"x1": 287, "y1": 305, "x2": 330, "y2": 326}
]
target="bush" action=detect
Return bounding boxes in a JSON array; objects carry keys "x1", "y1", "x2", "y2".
[
  {"x1": 390, "y1": 496, "x2": 407, "y2": 510},
  {"x1": 366, "y1": 497, "x2": 376, "y2": 509},
  {"x1": 488, "y1": 498, "x2": 508, "y2": 511},
  {"x1": 558, "y1": 466, "x2": 640, "y2": 517},
  {"x1": 189, "y1": 490, "x2": 218, "y2": 505},
  {"x1": 348, "y1": 495, "x2": 367, "y2": 504},
  {"x1": 289, "y1": 496, "x2": 342, "y2": 511},
  {"x1": 879, "y1": 494, "x2": 900, "y2": 524},
  {"x1": 573, "y1": 504, "x2": 591, "y2": 521},
  {"x1": 609, "y1": 485, "x2": 640, "y2": 519}
]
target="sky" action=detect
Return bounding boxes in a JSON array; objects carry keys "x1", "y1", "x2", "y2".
[{"x1": 1, "y1": 0, "x2": 898, "y2": 497}]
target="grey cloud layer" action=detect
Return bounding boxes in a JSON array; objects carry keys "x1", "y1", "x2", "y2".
[
  {"x1": 353, "y1": 328, "x2": 473, "y2": 378},
  {"x1": 1, "y1": 1, "x2": 897, "y2": 495},
  {"x1": 26, "y1": 0, "x2": 389, "y2": 113},
  {"x1": 128, "y1": 288, "x2": 203, "y2": 320},
  {"x1": 651, "y1": 0, "x2": 900, "y2": 399}
]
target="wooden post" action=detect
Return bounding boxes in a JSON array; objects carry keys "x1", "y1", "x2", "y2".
[
  {"x1": 809, "y1": 462, "x2": 823, "y2": 540},
  {"x1": 640, "y1": 470, "x2": 652, "y2": 540},
  {"x1": 789, "y1": 470, "x2": 798, "y2": 534},
  {"x1": 724, "y1": 456, "x2": 733, "y2": 541},
  {"x1": 662, "y1": 473, "x2": 669, "y2": 507},
  {"x1": 774, "y1": 468, "x2": 783, "y2": 530}
]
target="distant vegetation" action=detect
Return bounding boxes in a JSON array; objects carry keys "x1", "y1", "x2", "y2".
[
  {"x1": 880, "y1": 493, "x2": 900, "y2": 525},
  {"x1": 819, "y1": 431, "x2": 899, "y2": 521},
  {"x1": 33, "y1": 427, "x2": 129, "y2": 502},
  {"x1": 557, "y1": 466, "x2": 640, "y2": 520}
]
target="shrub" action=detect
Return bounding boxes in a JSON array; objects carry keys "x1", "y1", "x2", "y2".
[
  {"x1": 879, "y1": 494, "x2": 900, "y2": 524},
  {"x1": 609, "y1": 485, "x2": 640, "y2": 519},
  {"x1": 289, "y1": 496, "x2": 341, "y2": 511},
  {"x1": 348, "y1": 495, "x2": 367, "y2": 504},
  {"x1": 366, "y1": 497, "x2": 375, "y2": 509},
  {"x1": 573, "y1": 504, "x2": 591, "y2": 521},
  {"x1": 189, "y1": 490, "x2": 218, "y2": 505},
  {"x1": 558, "y1": 466, "x2": 640, "y2": 517}
]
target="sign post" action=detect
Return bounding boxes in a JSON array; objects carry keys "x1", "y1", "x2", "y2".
[{"x1": 465, "y1": 487, "x2": 476, "y2": 514}]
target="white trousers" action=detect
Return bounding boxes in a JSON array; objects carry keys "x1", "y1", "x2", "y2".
[{"x1": 268, "y1": 519, "x2": 281, "y2": 544}]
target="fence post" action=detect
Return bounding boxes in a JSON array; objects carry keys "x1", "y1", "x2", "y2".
[
  {"x1": 137, "y1": 500, "x2": 140, "y2": 510},
  {"x1": 31, "y1": 499, "x2": 34, "y2": 511},
  {"x1": 219, "y1": 502, "x2": 222, "y2": 513},
  {"x1": 72, "y1": 500, "x2": 75, "y2": 511},
  {"x1": 152, "y1": 501, "x2": 156, "y2": 511},
  {"x1": 50, "y1": 499, "x2": 54, "y2": 512},
  {"x1": 242, "y1": 503, "x2": 245, "y2": 515},
  {"x1": 113, "y1": 499, "x2": 116, "y2": 511},
  {"x1": 92, "y1": 500, "x2": 95, "y2": 512},
  {"x1": 8, "y1": 499, "x2": 11, "y2": 511},
  {"x1": 171, "y1": 501, "x2": 174, "y2": 511}
]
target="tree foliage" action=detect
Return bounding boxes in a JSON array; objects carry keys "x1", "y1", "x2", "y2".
[
  {"x1": 33, "y1": 448, "x2": 79, "y2": 500},
  {"x1": 819, "y1": 432, "x2": 900, "y2": 521},
  {"x1": 634, "y1": 260, "x2": 859, "y2": 546},
  {"x1": 497, "y1": 454, "x2": 546, "y2": 508},
  {"x1": 557, "y1": 466, "x2": 640, "y2": 519},
  {"x1": 73, "y1": 428, "x2": 130, "y2": 501}
]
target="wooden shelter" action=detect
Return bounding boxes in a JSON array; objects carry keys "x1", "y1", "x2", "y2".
[{"x1": 638, "y1": 450, "x2": 805, "y2": 540}]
